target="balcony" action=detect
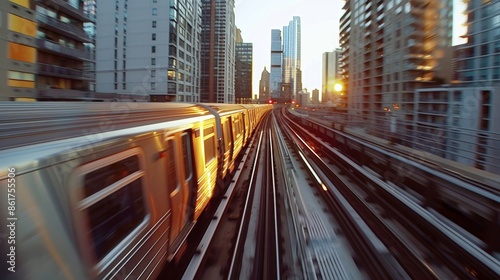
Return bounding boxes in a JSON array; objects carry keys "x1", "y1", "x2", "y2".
[
  {"x1": 37, "y1": 63, "x2": 93, "y2": 80},
  {"x1": 37, "y1": 38, "x2": 92, "y2": 61},
  {"x1": 36, "y1": 13, "x2": 93, "y2": 43},
  {"x1": 44, "y1": 0, "x2": 95, "y2": 23}
]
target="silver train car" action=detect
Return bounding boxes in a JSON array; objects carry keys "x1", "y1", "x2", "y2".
[{"x1": 0, "y1": 102, "x2": 271, "y2": 280}]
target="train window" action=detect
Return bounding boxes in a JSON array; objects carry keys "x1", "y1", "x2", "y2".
[
  {"x1": 204, "y1": 136, "x2": 215, "y2": 164},
  {"x1": 81, "y1": 155, "x2": 146, "y2": 261},
  {"x1": 166, "y1": 139, "x2": 178, "y2": 192},
  {"x1": 234, "y1": 118, "x2": 241, "y2": 138},
  {"x1": 203, "y1": 126, "x2": 216, "y2": 164},
  {"x1": 223, "y1": 120, "x2": 231, "y2": 151},
  {"x1": 181, "y1": 133, "x2": 193, "y2": 181}
]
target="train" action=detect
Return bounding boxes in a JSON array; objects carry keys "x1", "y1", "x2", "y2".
[{"x1": 0, "y1": 102, "x2": 271, "y2": 280}]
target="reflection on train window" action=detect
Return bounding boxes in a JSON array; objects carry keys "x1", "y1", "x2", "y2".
[
  {"x1": 182, "y1": 133, "x2": 193, "y2": 180},
  {"x1": 223, "y1": 120, "x2": 231, "y2": 152},
  {"x1": 204, "y1": 136, "x2": 215, "y2": 164},
  {"x1": 204, "y1": 126, "x2": 215, "y2": 164},
  {"x1": 82, "y1": 155, "x2": 145, "y2": 260},
  {"x1": 166, "y1": 139, "x2": 178, "y2": 192}
]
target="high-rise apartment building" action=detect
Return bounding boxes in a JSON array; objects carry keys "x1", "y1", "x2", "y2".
[
  {"x1": 1, "y1": 0, "x2": 37, "y2": 101},
  {"x1": 322, "y1": 49, "x2": 341, "y2": 104},
  {"x1": 36, "y1": 0, "x2": 95, "y2": 100},
  {"x1": 340, "y1": 0, "x2": 453, "y2": 124},
  {"x1": 270, "y1": 29, "x2": 282, "y2": 97},
  {"x1": 282, "y1": 16, "x2": 302, "y2": 99},
  {"x1": 411, "y1": 0, "x2": 500, "y2": 172},
  {"x1": 83, "y1": 0, "x2": 96, "y2": 92},
  {"x1": 455, "y1": 0, "x2": 500, "y2": 85},
  {"x1": 1, "y1": 0, "x2": 95, "y2": 101},
  {"x1": 200, "y1": 0, "x2": 236, "y2": 103},
  {"x1": 96, "y1": 0, "x2": 202, "y2": 102},
  {"x1": 259, "y1": 66, "x2": 270, "y2": 101}
]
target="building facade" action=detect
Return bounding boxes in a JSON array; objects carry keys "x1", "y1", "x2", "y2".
[
  {"x1": 311, "y1": 88, "x2": 320, "y2": 104},
  {"x1": 414, "y1": 86, "x2": 500, "y2": 173},
  {"x1": 235, "y1": 41, "x2": 253, "y2": 103},
  {"x1": 411, "y1": 0, "x2": 500, "y2": 172},
  {"x1": 200, "y1": 0, "x2": 236, "y2": 103},
  {"x1": 269, "y1": 29, "x2": 282, "y2": 97},
  {"x1": 96, "y1": 0, "x2": 202, "y2": 102},
  {"x1": 35, "y1": 0, "x2": 95, "y2": 100},
  {"x1": 322, "y1": 49, "x2": 341, "y2": 104},
  {"x1": 455, "y1": 0, "x2": 500, "y2": 86},
  {"x1": 1, "y1": 0, "x2": 95, "y2": 101},
  {"x1": 1, "y1": 0, "x2": 37, "y2": 101},
  {"x1": 259, "y1": 66, "x2": 270, "y2": 102},
  {"x1": 340, "y1": 0, "x2": 453, "y2": 126},
  {"x1": 282, "y1": 16, "x2": 302, "y2": 99}
]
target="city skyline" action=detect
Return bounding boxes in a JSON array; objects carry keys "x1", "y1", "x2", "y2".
[
  {"x1": 235, "y1": 0, "x2": 467, "y2": 100},
  {"x1": 234, "y1": 0, "x2": 343, "y2": 98}
]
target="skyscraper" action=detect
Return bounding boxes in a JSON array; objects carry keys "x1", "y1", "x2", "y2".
[
  {"x1": 259, "y1": 66, "x2": 270, "y2": 101},
  {"x1": 235, "y1": 29, "x2": 253, "y2": 103},
  {"x1": 96, "y1": 0, "x2": 202, "y2": 102},
  {"x1": 282, "y1": 16, "x2": 302, "y2": 99},
  {"x1": 322, "y1": 49, "x2": 341, "y2": 104},
  {"x1": 270, "y1": 29, "x2": 282, "y2": 97},
  {"x1": 340, "y1": 0, "x2": 453, "y2": 122},
  {"x1": 201, "y1": 0, "x2": 236, "y2": 103}
]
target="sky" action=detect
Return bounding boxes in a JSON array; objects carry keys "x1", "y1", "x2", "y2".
[{"x1": 234, "y1": 0, "x2": 344, "y2": 98}]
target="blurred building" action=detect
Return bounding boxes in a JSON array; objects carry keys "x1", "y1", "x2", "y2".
[
  {"x1": 0, "y1": 0, "x2": 37, "y2": 101},
  {"x1": 259, "y1": 66, "x2": 270, "y2": 102},
  {"x1": 96, "y1": 0, "x2": 202, "y2": 102},
  {"x1": 311, "y1": 88, "x2": 319, "y2": 104},
  {"x1": 411, "y1": 0, "x2": 500, "y2": 172},
  {"x1": 1, "y1": 0, "x2": 95, "y2": 101},
  {"x1": 282, "y1": 16, "x2": 302, "y2": 100},
  {"x1": 322, "y1": 49, "x2": 341, "y2": 104},
  {"x1": 35, "y1": 0, "x2": 95, "y2": 100},
  {"x1": 414, "y1": 86, "x2": 500, "y2": 173},
  {"x1": 200, "y1": 0, "x2": 236, "y2": 103},
  {"x1": 235, "y1": 29, "x2": 252, "y2": 104},
  {"x1": 83, "y1": 0, "x2": 96, "y2": 92},
  {"x1": 270, "y1": 29, "x2": 282, "y2": 98},
  {"x1": 297, "y1": 89, "x2": 309, "y2": 107},
  {"x1": 340, "y1": 0, "x2": 453, "y2": 124},
  {"x1": 455, "y1": 0, "x2": 500, "y2": 86}
]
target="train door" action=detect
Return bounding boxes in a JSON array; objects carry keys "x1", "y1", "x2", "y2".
[
  {"x1": 222, "y1": 117, "x2": 233, "y2": 174},
  {"x1": 180, "y1": 132, "x2": 196, "y2": 223},
  {"x1": 165, "y1": 137, "x2": 185, "y2": 246}
]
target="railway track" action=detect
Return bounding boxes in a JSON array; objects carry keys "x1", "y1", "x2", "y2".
[
  {"x1": 278, "y1": 107, "x2": 500, "y2": 278},
  {"x1": 178, "y1": 112, "x2": 282, "y2": 279}
]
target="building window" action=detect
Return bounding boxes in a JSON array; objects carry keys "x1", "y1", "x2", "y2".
[
  {"x1": 151, "y1": 58, "x2": 156, "y2": 65},
  {"x1": 151, "y1": 70, "x2": 156, "y2": 77},
  {"x1": 152, "y1": 8, "x2": 157, "y2": 16},
  {"x1": 152, "y1": 46, "x2": 156, "y2": 53},
  {"x1": 152, "y1": 20, "x2": 156, "y2": 28},
  {"x1": 152, "y1": 33, "x2": 156, "y2": 41},
  {"x1": 151, "y1": 82, "x2": 156, "y2": 90}
]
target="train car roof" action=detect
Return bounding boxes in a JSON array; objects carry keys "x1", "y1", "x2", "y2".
[
  {"x1": 197, "y1": 103, "x2": 264, "y2": 116},
  {"x1": 0, "y1": 102, "x2": 212, "y2": 150}
]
